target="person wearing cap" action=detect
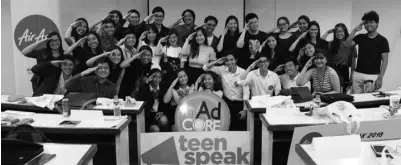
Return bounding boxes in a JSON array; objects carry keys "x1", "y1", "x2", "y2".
[
  {"x1": 238, "y1": 56, "x2": 281, "y2": 97},
  {"x1": 345, "y1": 11, "x2": 390, "y2": 93},
  {"x1": 296, "y1": 51, "x2": 341, "y2": 95},
  {"x1": 31, "y1": 55, "x2": 79, "y2": 96}
]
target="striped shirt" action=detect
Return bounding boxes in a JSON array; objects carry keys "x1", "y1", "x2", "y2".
[{"x1": 311, "y1": 67, "x2": 334, "y2": 93}]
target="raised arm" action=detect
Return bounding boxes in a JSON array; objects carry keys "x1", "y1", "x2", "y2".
[
  {"x1": 117, "y1": 36, "x2": 127, "y2": 46},
  {"x1": 64, "y1": 21, "x2": 80, "y2": 43},
  {"x1": 64, "y1": 36, "x2": 87, "y2": 55},
  {"x1": 321, "y1": 28, "x2": 335, "y2": 40},
  {"x1": 236, "y1": 22, "x2": 249, "y2": 48},
  {"x1": 163, "y1": 78, "x2": 178, "y2": 104},
  {"x1": 345, "y1": 22, "x2": 363, "y2": 47},
  {"x1": 86, "y1": 51, "x2": 112, "y2": 67},
  {"x1": 89, "y1": 15, "x2": 109, "y2": 31},
  {"x1": 203, "y1": 57, "x2": 227, "y2": 71},
  {"x1": 21, "y1": 38, "x2": 50, "y2": 56},
  {"x1": 65, "y1": 66, "x2": 98, "y2": 92},
  {"x1": 136, "y1": 31, "x2": 148, "y2": 50},
  {"x1": 289, "y1": 31, "x2": 308, "y2": 52},
  {"x1": 120, "y1": 51, "x2": 143, "y2": 68},
  {"x1": 296, "y1": 57, "x2": 314, "y2": 86},
  {"x1": 115, "y1": 69, "x2": 125, "y2": 95},
  {"x1": 155, "y1": 36, "x2": 168, "y2": 56},
  {"x1": 239, "y1": 59, "x2": 260, "y2": 81},
  {"x1": 168, "y1": 16, "x2": 184, "y2": 29},
  {"x1": 217, "y1": 26, "x2": 228, "y2": 52}
]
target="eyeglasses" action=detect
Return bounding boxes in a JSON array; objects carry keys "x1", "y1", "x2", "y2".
[{"x1": 278, "y1": 23, "x2": 288, "y2": 27}]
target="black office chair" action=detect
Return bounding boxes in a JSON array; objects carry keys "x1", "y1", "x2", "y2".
[
  {"x1": 5, "y1": 124, "x2": 50, "y2": 143},
  {"x1": 80, "y1": 98, "x2": 97, "y2": 110}
]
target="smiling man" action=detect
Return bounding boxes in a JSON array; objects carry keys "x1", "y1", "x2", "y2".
[
  {"x1": 279, "y1": 58, "x2": 310, "y2": 90},
  {"x1": 98, "y1": 18, "x2": 118, "y2": 51},
  {"x1": 345, "y1": 11, "x2": 390, "y2": 93},
  {"x1": 31, "y1": 55, "x2": 79, "y2": 96},
  {"x1": 172, "y1": 9, "x2": 197, "y2": 46},
  {"x1": 65, "y1": 58, "x2": 117, "y2": 98},
  {"x1": 204, "y1": 16, "x2": 219, "y2": 52}
]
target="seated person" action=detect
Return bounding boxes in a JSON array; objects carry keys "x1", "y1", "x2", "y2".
[
  {"x1": 194, "y1": 71, "x2": 224, "y2": 97},
  {"x1": 31, "y1": 55, "x2": 79, "y2": 96},
  {"x1": 133, "y1": 68, "x2": 168, "y2": 132},
  {"x1": 296, "y1": 51, "x2": 341, "y2": 95},
  {"x1": 65, "y1": 58, "x2": 117, "y2": 98},
  {"x1": 279, "y1": 58, "x2": 311, "y2": 90},
  {"x1": 238, "y1": 56, "x2": 281, "y2": 97}
]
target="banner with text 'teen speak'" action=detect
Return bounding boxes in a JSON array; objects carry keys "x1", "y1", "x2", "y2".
[{"x1": 140, "y1": 131, "x2": 250, "y2": 165}]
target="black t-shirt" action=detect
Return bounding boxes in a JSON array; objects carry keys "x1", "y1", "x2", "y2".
[
  {"x1": 119, "y1": 59, "x2": 151, "y2": 98},
  {"x1": 72, "y1": 47, "x2": 99, "y2": 73},
  {"x1": 354, "y1": 33, "x2": 389, "y2": 74},
  {"x1": 274, "y1": 34, "x2": 298, "y2": 65},
  {"x1": 218, "y1": 33, "x2": 240, "y2": 57},
  {"x1": 238, "y1": 31, "x2": 268, "y2": 68}
]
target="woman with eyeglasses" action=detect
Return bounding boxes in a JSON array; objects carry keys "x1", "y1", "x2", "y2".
[
  {"x1": 296, "y1": 51, "x2": 341, "y2": 95},
  {"x1": 321, "y1": 23, "x2": 357, "y2": 90}
]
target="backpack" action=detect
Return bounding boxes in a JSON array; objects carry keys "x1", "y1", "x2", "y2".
[{"x1": 5, "y1": 124, "x2": 50, "y2": 143}]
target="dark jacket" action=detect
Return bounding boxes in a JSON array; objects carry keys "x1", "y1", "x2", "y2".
[
  {"x1": 134, "y1": 82, "x2": 168, "y2": 117},
  {"x1": 65, "y1": 75, "x2": 116, "y2": 99},
  {"x1": 118, "y1": 59, "x2": 152, "y2": 98}
]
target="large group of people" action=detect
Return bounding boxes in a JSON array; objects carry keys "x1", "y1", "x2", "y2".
[{"x1": 24, "y1": 6, "x2": 390, "y2": 132}]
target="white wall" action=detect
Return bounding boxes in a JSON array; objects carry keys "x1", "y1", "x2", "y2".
[{"x1": 1, "y1": 0, "x2": 16, "y2": 95}]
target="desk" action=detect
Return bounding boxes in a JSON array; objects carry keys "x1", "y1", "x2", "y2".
[
  {"x1": 259, "y1": 107, "x2": 397, "y2": 165},
  {"x1": 1, "y1": 112, "x2": 130, "y2": 165},
  {"x1": 93, "y1": 103, "x2": 145, "y2": 165},
  {"x1": 246, "y1": 90, "x2": 401, "y2": 164},
  {"x1": 36, "y1": 143, "x2": 97, "y2": 165},
  {"x1": 295, "y1": 139, "x2": 401, "y2": 165}
]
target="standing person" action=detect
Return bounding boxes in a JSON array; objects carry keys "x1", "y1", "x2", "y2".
[
  {"x1": 238, "y1": 57, "x2": 281, "y2": 97},
  {"x1": 292, "y1": 15, "x2": 311, "y2": 38},
  {"x1": 114, "y1": 9, "x2": 142, "y2": 40},
  {"x1": 64, "y1": 31, "x2": 104, "y2": 73},
  {"x1": 171, "y1": 9, "x2": 197, "y2": 46},
  {"x1": 181, "y1": 28, "x2": 216, "y2": 85},
  {"x1": 289, "y1": 21, "x2": 329, "y2": 55},
  {"x1": 31, "y1": 55, "x2": 79, "y2": 96},
  {"x1": 97, "y1": 18, "x2": 118, "y2": 51},
  {"x1": 119, "y1": 45, "x2": 152, "y2": 98},
  {"x1": 64, "y1": 18, "x2": 89, "y2": 46},
  {"x1": 236, "y1": 13, "x2": 269, "y2": 69},
  {"x1": 321, "y1": 23, "x2": 357, "y2": 91},
  {"x1": 203, "y1": 53, "x2": 250, "y2": 131},
  {"x1": 137, "y1": 6, "x2": 170, "y2": 38},
  {"x1": 345, "y1": 11, "x2": 390, "y2": 93},
  {"x1": 204, "y1": 16, "x2": 220, "y2": 52},
  {"x1": 118, "y1": 30, "x2": 137, "y2": 61},
  {"x1": 259, "y1": 34, "x2": 280, "y2": 71},
  {"x1": 21, "y1": 32, "x2": 65, "y2": 92},
  {"x1": 137, "y1": 24, "x2": 161, "y2": 69},
  {"x1": 273, "y1": 17, "x2": 298, "y2": 66},
  {"x1": 297, "y1": 52, "x2": 341, "y2": 95},
  {"x1": 134, "y1": 68, "x2": 169, "y2": 132},
  {"x1": 163, "y1": 69, "x2": 195, "y2": 130},
  {"x1": 216, "y1": 15, "x2": 241, "y2": 58},
  {"x1": 65, "y1": 58, "x2": 117, "y2": 98}
]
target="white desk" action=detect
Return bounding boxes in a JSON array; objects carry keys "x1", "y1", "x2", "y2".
[
  {"x1": 260, "y1": 107, "x2": 399, "y2": 165},
  {"x1": 1, "y1": 111, "x2": 130, "y2": 165},
  {"x1": 35, "y1": 143, "x2": 97, "y2": 165},
  {"x1": 296, "y1": 139, "x2": 401, "y2": 165}
]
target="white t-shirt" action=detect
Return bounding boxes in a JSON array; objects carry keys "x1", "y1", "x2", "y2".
[{"x1": 162, "y1": 46, "x2": 182, "y2": 58}]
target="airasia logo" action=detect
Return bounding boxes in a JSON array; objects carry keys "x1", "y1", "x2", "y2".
[{"x1": 13, "y1": 14, "x2": 59, "y2": 52}]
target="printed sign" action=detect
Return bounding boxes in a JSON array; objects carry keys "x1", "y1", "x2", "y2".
[
  {"x1": 140, "y1": 131, "x2": 250, "y2": 165},
  {"x1": 287, "y1": 118, "x2": 401, "y2": 165},
  {"x1": 175, "y1": 92, "x2": 231, "y2": 131},
  {"x1": 13, "y1": 14, "x2": 59, "y2": 52}
]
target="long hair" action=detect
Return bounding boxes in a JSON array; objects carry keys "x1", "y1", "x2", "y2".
[
  {"x1": 199, "y1": 71, "x2": 223, "y2": 92},
  {"x1": 190, "y1": 28, "x2": 208, "y2": 59},
  {"x1": 224, "y1": 15, "x2": 240, "y2": 36},
  {"x1": 166, "y1": 28, "x2": 179, "y2": 48},
  {"x1": 71, "y1": 18, "x2": 89, "y2": 41},
  {"x1": 45, "y1": 31, "x2": 64, "y2": 57},
  {"x1": 330, "y1": 23, "x2": 349, "y2": 54},
  {"x1": 174, "y1": 68, "x2": 188, "y2": 90},
  {"x1": 143, "y1": 24, "x2": 160, "y2": 46},
  {"x1": 305, "y1": 21, "x2": 322, "y2": 44},
  {"x1": 83, "y1": 31, "x2": 103, "y2": 56},
  {"x1": 261, "y1": 33, "x2": 277, "y2": 58}
]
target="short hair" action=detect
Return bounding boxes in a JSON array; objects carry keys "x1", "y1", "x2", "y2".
[
  {"x1": 362, "y1": 11, "x2": 379, "y2": 23},
  {"x1": 143, "y1": 24, "x2": 160, "y2": 45},
  {"x1": 102, "y1": 18, "x2": 116, "y2": 27},
  {"x1": 152, "y1": 6, "x2": 165, "y2": 16},
  {"x1": 139, "y1": 45, "x2": 153, "y2": 55},
  {"x1": 181, "y1": 9, "x2": 196, "y2": 22},
  {"x1": 148, "y1": 68, "x2": 164, "y2": 81},
  {"x1": 93, "y1": 57, "x2": 110, "y2": 67},
  {"x1": 128, "y1": 9, "x2": 140, "y2": 18},
  {"x1": 277, "y1": 16, "x2": 290, "y2": 26},
  {"x1": 204, "y1": 15, "x2": 218, "y2": 25},
  {"x1": 314, "y1": 49, "x2": 326, "y2": 58},
  {"x1": 283, "y1": 57, "x2": 298, "y2": 66},
  {"x1": 61, "y1": 55, "x2": 76, "y2": 64},
  {"x1": 109, "y1": 10, "x2": 123, "y2": 20},
  {"x1": 245, "y1": 13, "x2": 258, "y2": 23},
  {"x1": 298, "y1": 15, "x2": 310, "y2": 23},
  {"x1": 224, "y1": 50, "x2": 237, "y2": 59},
  {"x1": 123, "y1": 29, "x2": 136, "y2": 38}
]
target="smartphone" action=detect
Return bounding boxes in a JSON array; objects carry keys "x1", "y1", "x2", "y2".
[
  {"x1": 26, "y1": 153, "x2": 56, "y2": 165},
  {"x1": 371, "y1": 144, "x2": 393, "y2": 159},
  {"x1": 59, "y1": 120, "x2": 81, "y2": 127}
]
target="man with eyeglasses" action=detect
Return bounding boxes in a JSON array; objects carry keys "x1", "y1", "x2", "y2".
[
  {"x1": 238, "y1": 56, "x2": 281, "y2": 97},
  {"x1": 115, "y1": 9, "x2": 142, "y2": 41},
  {"x1": 138, "y1": 6, "x2": 170, "y2": 38},
  {"x1": 204, "y1": 16, "x2": 220, "y2": 54},
  {"x1": 345, "y1": 11, "x2": 390, "y2": 93}
]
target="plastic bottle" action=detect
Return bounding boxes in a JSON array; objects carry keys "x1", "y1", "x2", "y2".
[{"x1": 113, "y1": 95, "x2": 121, "y2": 117}]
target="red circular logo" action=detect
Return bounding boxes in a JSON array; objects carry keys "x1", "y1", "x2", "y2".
[
  {"x1": 14, "y1": 14, "x2": 59, "y2": 52},
  {"x1": 175, "y1": 92, "x2": 231, "y2": 131}
]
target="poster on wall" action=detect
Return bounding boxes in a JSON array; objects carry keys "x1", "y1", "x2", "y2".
[
  {"x1": 140, "y1": 131, "x2": 251, "y2": 165},
  {"x1": 10, "y1": 0, "x2": 60, "y2": 96}
]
